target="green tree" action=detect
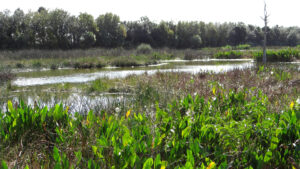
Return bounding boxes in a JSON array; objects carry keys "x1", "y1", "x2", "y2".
[
  {"x1": 0, "y1": 10, "x2": 13, "y2": 49},
  {"x1": 96, "y1": 13, "x2": 126, "y2": 47},
  {"x1": 30, "y1": 9, "x2": 49, "y2": 48},
  {"x1": 229, "y1": 23, "x2": 247, "y2": 45},
  {"x1": 78, "y1": 13, "x2": 97, "y2": 48},
  {"x1": 151, "y1": 21, "x2": 174, "y2": 47},
  {"x1": 176, "y1": 21, "x2": 202, "y2": 48},
  {"x1": 47, "y1": 9, "x2": 72, "y2": 49}
]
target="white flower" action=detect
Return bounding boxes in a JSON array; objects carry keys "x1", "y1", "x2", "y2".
[
  {"x1": 115, "y1": 107, "x2": 120, "y2": 113},
  {"x1": 296, "y1": 98, "x2": 300, "y2": 105}
]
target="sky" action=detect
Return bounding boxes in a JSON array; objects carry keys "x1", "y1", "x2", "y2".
[{"x1": 0, "y1": 0, "x2": 299, "y2": 27}]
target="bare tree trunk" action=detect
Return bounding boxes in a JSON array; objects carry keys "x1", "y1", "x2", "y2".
[
  {"x1": 263, "y1": 21, "x2": 267, "y2": 63},
  {"x1": 262, "y1": 2, "x2": 269, "y2": 64}
]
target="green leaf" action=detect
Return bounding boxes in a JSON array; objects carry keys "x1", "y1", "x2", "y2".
[
  {"x1": 24, "y1": 165, "x2": 29, "y2": 169},
  {"x1": 130, "y1": 152, "x2": 137, "y2": 167},
  {"x1": 12, "y1": 119, "x2": 17, "y2": 127},
  {"x1": 122, "y1": 132, "x2": 132, "y2": 147},
  {"x1": 8, "y1": 100, "x2": 13, "y2": 113},
  {"x1": 182, "y1": 126, "x2": 191, "y2": 138},
  {"x1": 53, "y1": 146, "x2": 61, "y2": 162},
  {"x1": 54, "y1": 163, "x2": 62, "y2": 169},
  {"x1": 185, "y1": 161, "x2": 193, "y2": 169},
  {"x1": 143, "y1": 158, "x2": 153, "y2": 169},
  {"x1": 154, "y1": 154, "x2": 161, "y2": 169},
  {"x1": 92, "y1": 146, "x2": 98, "y2": 155},
  {"x1": 2, "y1": 160, "x2": 8, "y2": 169},
  {"x1": 75, "y1": 151, "x2": 82, "y2": 165},
  {"x1": 187, "y1": 149, "x2": 194, "y2": 166},
  {"x1": 160, "y1": 161, "x2": 167, "y2": 169},
  {"x1": 264, "y1": 151, "x2": 272, "y2": 162}
]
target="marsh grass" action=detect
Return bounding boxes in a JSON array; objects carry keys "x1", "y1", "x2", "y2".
[
  {"x1": 0, "y1": 68, "x2": 15, "y2": 84},
  {"x1": 0, "y1": 48, "x2": 212, "y2": 69}
]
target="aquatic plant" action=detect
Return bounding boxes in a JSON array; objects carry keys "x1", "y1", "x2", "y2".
[{"x1": 0, "y1": 86, "x2": 299, "y2": 168}]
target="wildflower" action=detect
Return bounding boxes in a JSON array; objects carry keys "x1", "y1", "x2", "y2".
[
  {"x1": 115, "y1": 107, "x2": 121, "y2": 113},
  {"x1": 207, "y1": 161, "x2": 216, "y2": 169}
]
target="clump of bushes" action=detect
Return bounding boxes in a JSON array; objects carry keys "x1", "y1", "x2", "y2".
[
  {"x1": 110, "y1": 56, "x2": 140, "y2": 67},
  {"x1": 221, "y1": 45, "x2": 233, "y2": 50},
  {"x1": 15, "y1": 63, "x2": 24, "y2": 68},
  {"x1": 32, "y1": 61, "x2": 42, "y2": 68},
  {"x1": 50, "y1": 64, "x2": 58, "y2": 70},
  {"x1": 88, "y1": 79, "x2": 109, "y2": 92},
  {"x1": 236, "y1": 44, "x2": 251, "y2": 50},
  {"x1": 221, "y1": 44, "x2": 251, "y2": 50},
  {"x1": 214, "y1": 51, "x2": 243, "y2": 59},
  {"x1": 136, "y1": 43, "x2": 152, "y2": 54},
  {"x1": 73, "y1": 62, "x2": 105, "y2": 69},
  {"x1": 254, "y1": 49, "x2": 300, "y2": 62}
]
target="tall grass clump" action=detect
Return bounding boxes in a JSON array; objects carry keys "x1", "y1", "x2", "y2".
[
  {"x1": 214, "y1": 50, "x2": 243, "y2": 59},
  {"x1": 136, "y1": 43, "x2": 152, "y2": 54},
  {"x1": 110, "y1": 56, "x2": 140, "y2": 67},
  {"x1": 254, "y1": 48, "x2": 299, "y2": 62}
]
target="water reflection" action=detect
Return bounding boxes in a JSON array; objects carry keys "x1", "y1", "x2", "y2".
[
  {"x1": 13, "y1": 60, "x2": 254, "y2": 86},
  {"x1": 1, "y1": 93, "x2": 128, "y2": 114}
]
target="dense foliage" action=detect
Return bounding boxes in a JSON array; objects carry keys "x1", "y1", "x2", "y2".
[
  {"x1": 214, "y1": 51, "x2": 243, "y2": 59},
  {"x1": 254, "y1": 49, "x2": 300, "y2": 62},
  {"x1": 0, "y1": 8, "x2": 300, "y2": 50},
  {"x1": 1, "y1": 87, "x2": 299, "y2": 168}
]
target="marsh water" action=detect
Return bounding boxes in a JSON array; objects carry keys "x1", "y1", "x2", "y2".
[
  {"x1": 13, "y1": 59, "x2": 254, "y2": 86},
  {"x1": 2, "y1": 59, "x2": 299, "y2": 113}
]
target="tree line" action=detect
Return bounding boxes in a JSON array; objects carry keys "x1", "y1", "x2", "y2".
[{"x1": 0, "y1": 7, "x2": 300, "y2": 50}]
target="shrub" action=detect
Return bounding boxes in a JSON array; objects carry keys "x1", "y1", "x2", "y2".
[
  {"x1": 110, "y1": 56, "x2": 140, "y2": 67},
  {"x1": 15, "y1": 63, "x2": 24, "y2": 68},
  {"x1": 32, "y1": 61, "x2": 42, "y2": 68},
  {"x1": 221, "y1": 45, "x2": 233, "y2": 50},
  {"x1": 73, "y1": 62, "x2": 95, "y2": 69},
  {"x1": 95, "y1": 62, "x2": 105, "y2": 68},
  {"x1": 214, "y1": 50, "x2": 243, "y2": 59},
  {"x1": 50, "y1": 64, "x2": 58, "y2": 70},
  {"x1": 88, "y1": 79, "x2": 109, "y2": 92},
  {"x1": 136, "y1": 43, "x2": 152, "y2": 54},
  {"x1": 236, "y1": 44, "x2": 251, "y2": 50}
]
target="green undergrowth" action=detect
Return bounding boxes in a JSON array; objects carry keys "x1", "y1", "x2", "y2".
[
  {"x1": 214, "y1": 51, "x2": 243, "y2": 59},
  {"x1": 221, "y1": 44, "x2": 251, "y2": 50},
  {"x1": 0, "y1": 86, "x2": 299, "y2": 169},
  {"x1": 254, "y1": 49, "x2": 300, "y2": 62}
]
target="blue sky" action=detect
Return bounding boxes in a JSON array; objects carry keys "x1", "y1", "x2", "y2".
[{"x1": 1, "y1": 0, "x2": 299, "y2": 27}]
